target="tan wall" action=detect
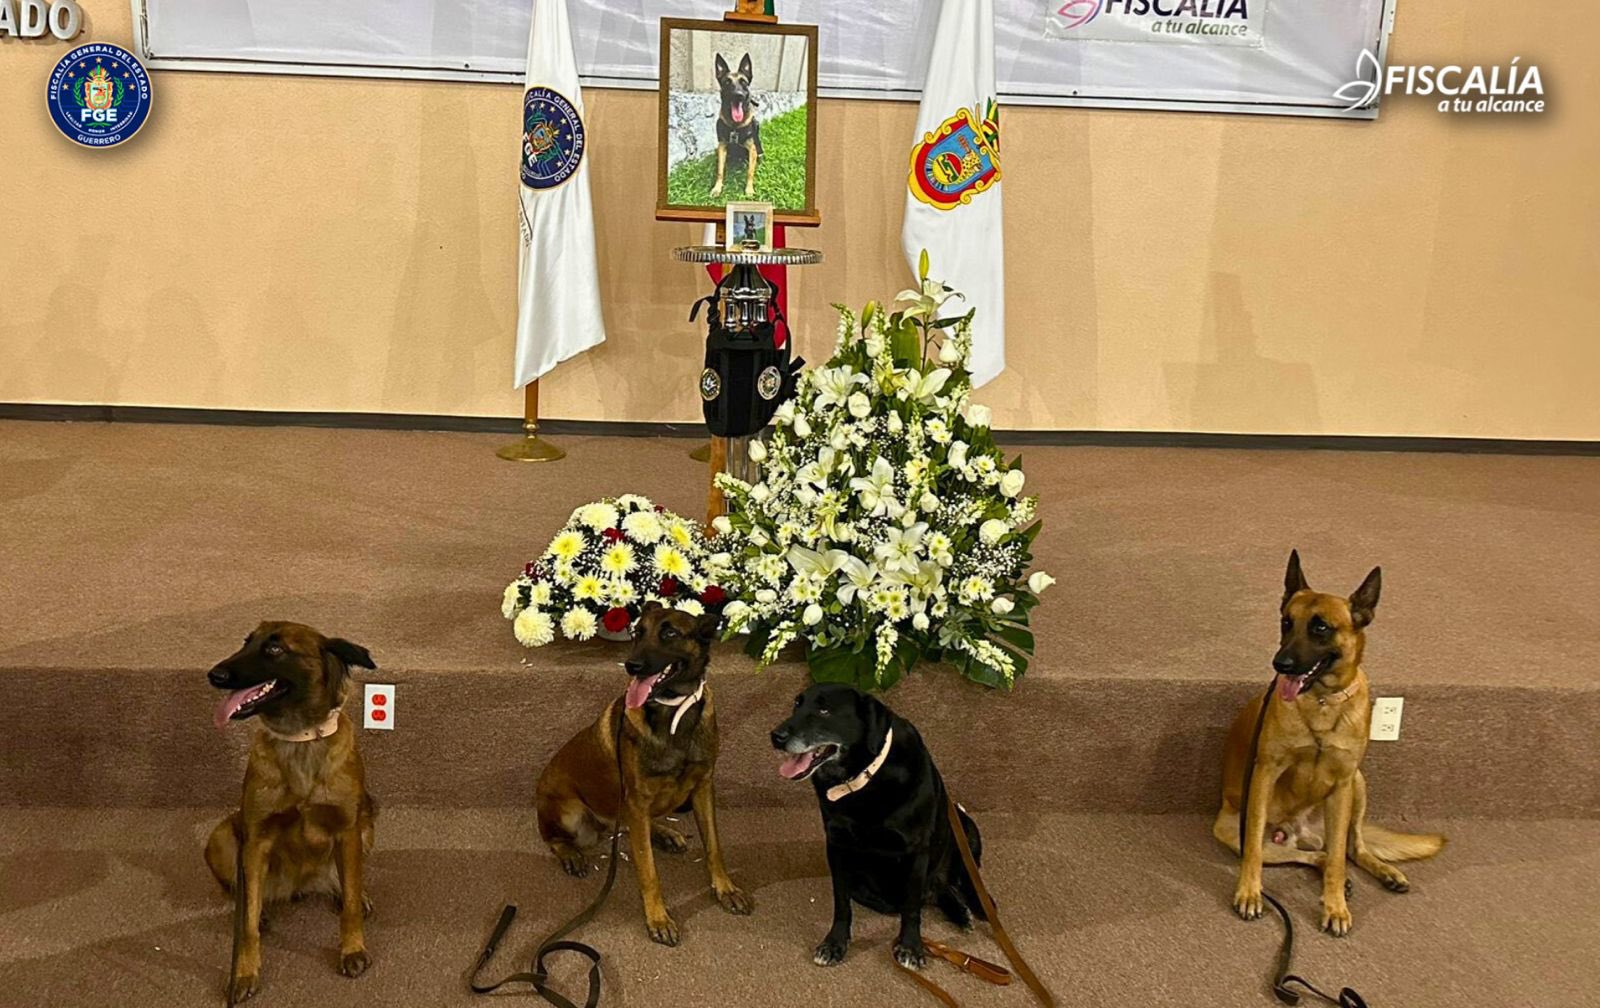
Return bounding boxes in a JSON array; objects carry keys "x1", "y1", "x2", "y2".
[{"x1": 2, "y1": 3, "x2": 1596, "y2": 438}]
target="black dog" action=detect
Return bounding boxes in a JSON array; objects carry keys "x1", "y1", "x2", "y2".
[
  {"x1": 771, "y1": 683, "x2": 984, "y2": 969},
  {"x1": 710, "y1": 52, "x2": 761, "y2": 199}
]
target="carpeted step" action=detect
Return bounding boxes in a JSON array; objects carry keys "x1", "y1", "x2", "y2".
[
  {"x1": 1, "y1": 806, "x2": 1592, "y2": 1008},
  {"x1": 2, "y1": 657, "x2": 1596, "y2": 817}
]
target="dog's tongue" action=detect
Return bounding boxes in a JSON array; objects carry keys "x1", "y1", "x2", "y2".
[
  {"x1": 731, "y1": 103, "x2": 745, "y2": 124},
  {"x1": 1277, "y1": 674, "x2": 1307, "y2": 703},
  {"x1": 214, "y1": 687, "x2": 258, "y2": 730},
  {"x1": 778, "y1": 751, "x2": 816, "y2": 780},
  {"x1": 625, "y1": 672, "x2": 664, "y2": 710}
]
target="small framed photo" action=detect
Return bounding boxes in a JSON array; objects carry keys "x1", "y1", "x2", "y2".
[
  {"x1": 725, "y1": 201, "x2": 773, "y2": 252},
  {"x1": 657, "y1": 17, "x2": 819, "y2": 226}
]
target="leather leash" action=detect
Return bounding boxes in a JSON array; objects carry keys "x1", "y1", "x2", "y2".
[
  {"x1": 894, "y1": 795, "x2": 1057, "y2": 1008},
  {"x1": 1239, "y1": 679, "x2": 1369, "y2": 1008},
  {"x1": 469, "y1": 710, "x2": 630, "y2": 1007}
]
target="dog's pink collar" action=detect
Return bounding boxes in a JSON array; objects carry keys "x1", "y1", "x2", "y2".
[
  {"x1": 264, "y1": 710, "x2": 342, "y2": 743},
  {"x1": 826, "y1": 727, "x2": 893, "y2": 802},
  {"x1": 653, "y1": 681, "x2": 705, "y2": 735}
]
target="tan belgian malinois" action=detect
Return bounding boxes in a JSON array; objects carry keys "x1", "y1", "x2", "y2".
[{"x1": 1215, "y1": 551, "x2": 1444, "y2": 936}]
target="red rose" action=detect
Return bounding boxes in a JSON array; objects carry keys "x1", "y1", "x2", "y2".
[
  {"x1": 659, "y1": 577, "x2": 680, "y2": 596},
  {"x1": 522, "y1": 562, "x2": 540, "y2": 579},
  {"x1": 602, "y1": 607, "x2": 631, "y2": 633},
  {"x1": 602, "y1": 527, "x2": 624, "y2": 542},
  {"x1": 700, "y1": 585, "x2": 727, "y2": 607}
]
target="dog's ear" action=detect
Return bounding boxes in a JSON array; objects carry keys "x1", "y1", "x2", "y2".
[
  {"x1": 714, "y1": 53, "x2": 730, "y2": 81},
  {"x1": 640, "y1": 600, "x2": 664, "y2": 617},
  {"x1": 326, "y1": 638, "x2": 376, "y2": 670},
  {"x1": 693, "y1": 611, "x2": 722, "y2": 643},
  {"x1": 1282, "y1": 549, "x2": 1309, "y2": 609},
  {"x1": 858, "y1": 689, "x2": 891, "y2": 748},
  {"x1": 1349, "y1": 567, "x2": 1382, "y2": 628},
  {"x1": 738, "y1": 52, "x2": 754, "y2": 81}
]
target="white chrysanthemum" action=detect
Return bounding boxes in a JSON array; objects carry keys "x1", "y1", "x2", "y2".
[
  {"x1": 546, "y1": 530, "x2": 585, "y2": 562},
  {"x1": 513, "y1": 608, "x2": 555, "y2": 647},
  {"x1": 606, "y1": 578, "x2": 638, "y2": 605},
  {"x1": 958, "y1": 576, "x2": 995, "y2": 603},
  {"x1": 616, "y1": 494, "x2": 654, "y2": 512},
  {"x1": 788, "y1": 573, "x2": 824, "y2": 603},
  {"x1": 530, "y1": 582, "x2": 553, "y2": 606},
  {"x1": 561, "y1": 608, "x2": 598, "y2": 641},
  {"x1": 675, "y1": 598, "x2": 706, "y2": 616},
  {"x1": 667, "y1": 521, "x2": 695, "y2": 549},
  {"x1": 654, "y1": 544, "x2": 691, "y2": 578},
  {"x1": 623, "y1": 510, "x2": 665, "y2": 544},
  {"x1": 502, "y1": 583, "x2": 522, "y2": 619},
  {"x1": 577, "y1": 502, "x2": 620, "y2": 531},
  {"x1": 601, "y1": 543, "x2": 636, "y2": 576},
  {"x1": 573, "y1": 575, "x2": 604, "y2": 602}
]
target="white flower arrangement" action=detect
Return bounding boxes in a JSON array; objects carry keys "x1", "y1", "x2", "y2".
[
  {"x1": 710, "y1": 257, "x2": 1051, "y2": 690},
  {"x1": 502, "y1": 495, "x2": 728, "y2": 646}
]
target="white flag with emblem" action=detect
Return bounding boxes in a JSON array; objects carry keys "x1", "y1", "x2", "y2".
[
  {"x1": 901, "y1": 0, "x2": 1004, "y2": 387},
  {"x1": 514, "y1": 0, "x2": 606, "y2": 388}
]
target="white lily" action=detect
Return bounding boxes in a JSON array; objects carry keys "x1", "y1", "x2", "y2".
[
  {"x1": 812, "y1": 366, "x2": 868, "y2": 411},
  {"x1": 896, "y1": 367, "x2": 952, "y2": 405},
  {"x1": 849, "y1": 456, "x2": 896, "y2": 517},
  {"x1": 874, "y1": 523, "x2": 928, "y2": 575},
  {"x1": 832, "y1": 552, "x2": 877, "y2": 605},
  {"x1": 787, "y1": 544, "x2": 832, "y2": 578}
]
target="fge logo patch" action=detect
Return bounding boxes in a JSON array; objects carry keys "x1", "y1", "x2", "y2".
[{"x1": 48, "y1": 43, "x2": 152, "y2": 148}]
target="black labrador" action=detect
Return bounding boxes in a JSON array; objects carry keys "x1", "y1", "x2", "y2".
[{"x1": 771, "y1": 683, "x2": 984, "y2": 968}]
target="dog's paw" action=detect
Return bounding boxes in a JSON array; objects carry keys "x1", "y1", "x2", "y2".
[
  {"x1": 709, "y1": 182, "x2": 725, "y2": 198},
  {"x1": 646, "y1": 914, "x2": 680, "y2": 947},
  {"x1": 893, "y1": 940, "x2": 927, "y2": 970},
  {"x1": 228, "y1": 973, "x2": 260, "y2": 1003},
  {"x1": 339, "y1": 949, "x2": 371, "y2": 978},
  {"x1": 715, "y1": 884, "x2": 754, "y2": 916},
  {"x1": 1373, "y1": 862, "x2": 1410, "y2": 893},
  {"x1": 1233, "y1": 884, "x2": 1264, "y2": 921},
  {"x1": 1320, "y1": 901, "x2": 1353, "y2": 937},
  {"x1": 812, "y1": 936, "x2": 848, "y2": 967},
  {"x1": 557, "y1": 851, "x2": 591, "y2": 878},
  {"x1": 651, "y1": 825, "x2": 690, "y2": 854}
]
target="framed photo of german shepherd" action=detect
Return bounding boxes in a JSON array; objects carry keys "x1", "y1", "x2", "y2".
[{"x1": 656, "y1": 18, "x2": 819, "y2": 227}]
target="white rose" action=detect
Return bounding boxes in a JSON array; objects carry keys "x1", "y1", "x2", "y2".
[
  {"x1": 979, "y1": 519, "x2": 1008, "y2": 545},
  {"x1": 749, "y1": 528, "x2": 770, "y2": 547},
  {"x1": 712, "y1": 515, "x2": 733, "y2": 534},
  {"x1": 793, "y1": 414, "x2": 812, "y2": 438},
  {"x1": 920, "y1": 491, "x2": 939, "y2": 512},
  {"x1": 864, "y1": 328, "x2": 884, "y2": 358},
  {"x1": 803, "y1": 603, "x2": 824, "y2": 626},
  {"x1": 912, "y1": 612, "x2": 930, "y2": 631},
  {"x1": 723, "y1": 600, "x2": 750, "y2": 621},
  {"x1": 964, "y1": 403, "x2": 992, "y2": 429},
  {"x1": 775, "y1": 400, "x2": 796, "y2": 424},
  {"x1": 939, "y1": 340, "x2": 961, "y2": 364},
  {"x1": 847, "y1": 392, "x2": 871, "y2": 419},
  {"x1": 748, "y1": 439, "x2": 768, "y2": 463},
  {"x1": 755, "y1": 588, "x2": 778, "y2": 604},
  {"x1": 751, "y1": 483, "x2": 771, "y2": 503},
  {"x1": 887, "y1": 411, "x2": 903, "y2": 434},
  {"x1": 999, "y1": 469, "x2": 1026, "y2": 498},
  {"x1": 1028, "y1": 571, "x2": 1056, "y2": 594},
  {"x1": 834, "y1": 523, "x2": 854, "y2": 542},
  {"x1": 990, "y1": 597, "x2": 1015, "y2": 615},
  {"x1": 947, "y1": 441, "x2": 969, "y2": 469}
]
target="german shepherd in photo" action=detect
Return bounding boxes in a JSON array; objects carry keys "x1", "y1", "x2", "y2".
[
  {"x1": 709, "y1": 52, "x2": 761, "y2": 198},
  {"x1": 535, "y1": 602, "x2": 753, "y2": 946},
  {"x1": 205, "y1": 622, "x2": 377, "y2": 1002},
  {"x1": 1214, "y1": 552, "x2": 1444, "y2": 936}
]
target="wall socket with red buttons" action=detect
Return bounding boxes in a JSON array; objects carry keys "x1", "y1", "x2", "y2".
[{"x1": 363, "y1": 683, "x2": 396, "y2": 730}]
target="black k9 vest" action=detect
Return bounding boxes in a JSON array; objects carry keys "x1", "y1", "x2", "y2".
[{"x1": 692, "y1": 264, "x2": 804, "y2": 438}]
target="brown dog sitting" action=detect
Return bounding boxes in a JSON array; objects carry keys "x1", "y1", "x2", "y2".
[
  {"x1": 204, "y1": 622, "x2": 377, "y2": 1002},
  {"x1": 1215, "y1": 552, "x2": 1444, "y2": 936},
  {"x1": 536, "y1": 601, "x2": 753, "y2": 945}
]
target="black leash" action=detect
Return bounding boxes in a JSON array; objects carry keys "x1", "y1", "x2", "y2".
[
  {"x1": 1239, "y1": 678, "x2": 1368, "y2": 1008},
  {"x1": 227, "y1": 821, "x2": 245, "y2": 1007},
  {"x1": 470, "y1": 710, "x2": 629, "y2": 1006}
]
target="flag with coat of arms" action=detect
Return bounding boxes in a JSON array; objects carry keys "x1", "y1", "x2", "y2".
[
  {"x1": 513, "y1": 0, "x2": 606, "y2": 388},
  {"x1": 902, "y1": 0, "x2": 1005, "y2": 387}
]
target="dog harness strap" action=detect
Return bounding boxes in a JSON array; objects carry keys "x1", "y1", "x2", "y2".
[
  {"x1": 825, "y1": 727, "x2": 894, "y2": 802},
  {"x1": 652, "y1": 681, "x2": 705, "y2": 736},
  {"x1": 1241, "y1": 678, "x2": 1369, "y2": 1008},
  {"x1": 263, "y1": 709, "x2": 341, "y2": 743}
]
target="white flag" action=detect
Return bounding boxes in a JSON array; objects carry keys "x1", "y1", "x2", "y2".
[
  {"x1": 902, "y1": 0, "x2": 1004, "y2": 387},
  {"x1": 514, "y1": 0, "x2": 606, "y2": 388}
]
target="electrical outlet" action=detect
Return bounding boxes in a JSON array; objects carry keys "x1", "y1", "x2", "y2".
[
  {"x1": 1370, "y1": 697, "x2": 1403, "y2": 740},
  {"x1": 364, "y1": 684, "x2": 395, "y2": 730}
]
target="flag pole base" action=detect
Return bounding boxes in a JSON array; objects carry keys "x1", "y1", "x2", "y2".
[{"x1": 497, "y1": 380, "x2": 565, "y2": 463}]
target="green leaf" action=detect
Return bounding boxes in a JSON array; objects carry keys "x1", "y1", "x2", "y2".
[
  {"x1": 994, "y1": 621, "x2": 1035, "y2": 653},
  {"x1": 890, "y1": 319, "x2": 920, "y2": 365},
  {"x1": 807, "y1": 644, "x2": 866, "y2": 684}
]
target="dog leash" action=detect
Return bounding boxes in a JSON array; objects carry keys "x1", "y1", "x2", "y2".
[
  {"x1": 1239, "y1": 679, "x2": 1368, "y2": 1008},
  {"x1": 226, "y1": 820, "x2": 245, "y2": 1007},
  {"x1": 894, "y1": 795, "x2": 1057, "y2": 1008},
  {"x1": 469, "y1": 711, "x2": 630, "y2": 1007}
]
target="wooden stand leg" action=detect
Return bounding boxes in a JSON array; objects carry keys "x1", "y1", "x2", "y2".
[
  {"x1": 706, "y1": 436, "x2": 728, "y2": 528},
  {"x1": 496, "y1": 380, "x2": 566, "y2": 463}
]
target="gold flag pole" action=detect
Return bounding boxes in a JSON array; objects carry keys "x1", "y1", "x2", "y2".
[{"x1": 496, "y1": 380, "x2": 566, "y2": 463}]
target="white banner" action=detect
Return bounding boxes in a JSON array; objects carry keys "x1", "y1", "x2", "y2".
[{"x1": 142, "y1": 0, "x2": 1391, "y2": 116}]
